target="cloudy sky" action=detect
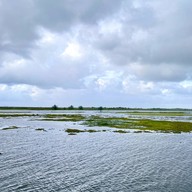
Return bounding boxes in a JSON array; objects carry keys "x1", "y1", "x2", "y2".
[{"x1": 0, "y1": 0, "x2": 192, "y2": 108}]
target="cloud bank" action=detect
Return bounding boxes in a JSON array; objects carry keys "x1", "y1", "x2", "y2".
[{"x1": 0, "y1": 0, "x2": 192, "y2": 107}]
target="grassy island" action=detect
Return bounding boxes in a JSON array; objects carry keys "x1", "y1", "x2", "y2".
[{"x1": 83, "y1": 115, "x2": 192, "y2": 133}]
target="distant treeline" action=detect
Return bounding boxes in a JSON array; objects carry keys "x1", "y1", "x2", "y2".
[{"x1": 0, "y1": 105, "x2": 191, "y2": 111}]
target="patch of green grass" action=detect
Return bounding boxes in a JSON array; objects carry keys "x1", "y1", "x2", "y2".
[
  {"x1": 65, "y1": 128, "x2": 101, "y2": 134},
  {"x1": 68, "y1": 133, "x2": 77, "y2": 135},
  {"x1": 135, "y1": 119, "x2": 191, "y2": 133},
  {"x1": 83, "y1": 115, "x2": 131, "y2": 127},
  {"x1": 65, "y1": 128, "x2": 85, "y2": 133},
  {"x1": 134, "y1": 130, "x2": 143, "y2": 133},
  {"x1": 0, "y1": 114, "x2": 38, "y2": 118},
  {"x1": 2, "y1": 126, "x2": 19, "y2": 130},
  {"x1": 83, "y1": 115, "x2": 137, "y2": 129},
  {"x1": 113, "y1": 130, "x2": 128, "y2": 134},
  {"x1": 133, "y1": 130, "x2": 153, "y2": 133},
  {"x1": 83, "y1": 115, "x2": 192, "y2": 133},
  {"x1": 143, "y1": 130, "x2": 153, "y2": 133},
  {"x1": 87, "y1": 129, "x2": 98, "y2": 133},
  {"x1": 35, "y1": 128, "x2": 47, "y2": 131}
]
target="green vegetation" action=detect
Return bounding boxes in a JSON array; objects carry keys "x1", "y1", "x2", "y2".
[
  {"x1": 0, "y1": 108, "x2": 192, "y2": 134},
  {"x1": 98, "y1": 106, "x2": 103, "y2": 112},
  {"x1": 52, "y1": 105, "x2": 58, "y2": 110},
  {"x1": 2, "y1": 126, "x2": 19, "y2": 130},
  {"x1": 135, "y1": 119, "x2": 192, "y2": 133},
  {"x1": 83, "y1": 115, "x2": 135, "y2": 128},
  {"x1": 65, "y1": 128, "x2": 103, "y2": 134},
  {"x1": 134, "y1": 130, "x2": 152, "y2": 133},
  {"x1": 134, "y1": 130, "x2": 143, "y2": 133},
  {"x1": 0, "y1": 114, "x2": 38, "y2": 118},
  {"x1": 65, "y1": 128, "x2": 153, "y2": 134},
  {"x1": 83, "y1": 115, "x2": 192, "y2": 133},
  {"x1": 78, "y1": 106, "x2": 84, "y2": 110},
  {"x1": 68, "y1": 133, "x2": 77, "y2": 135},
  {"x1": 35, "y1": 128, "x2": 46, "y2": 131},
  {"x1": 87, "y1": 129, "x2": 98, "y2": 133},
  {"x1": 68, "y1": 105, "x2": 74, "y2": 110},
  {"x1": 65, "y1": 128, "x2": 85, "y2": 133},
  {"x1": 113, "y1": 130, "x2": 128, "y2": 134},
  {"x1": 0, "y1": 106, "x2": 191, "y2": 111}
]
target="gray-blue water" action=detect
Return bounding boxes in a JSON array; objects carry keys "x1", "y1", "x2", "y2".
[{"x1": 0, "y1": 110, "x2": 192, "y2": 192}]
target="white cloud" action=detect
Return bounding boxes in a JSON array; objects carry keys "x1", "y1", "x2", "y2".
[
  {"x1": 161, "y1": 89, "x2": 172, "y2": 95},
  {"x1": 62, "y1": 42, "x2": 83, "y2": 58},
  {"x1": 0, "y1": 0, "x2": 192, "y2": 107},
  {"x1": 37, "y1": 28, "x2": 56, "y2": 45},
  {"x1": 180, "y1": 81, "x2": 192, "y2": 89},
  {"x1": 0, "y1": 84, "x2": 7, "y2": 91}
]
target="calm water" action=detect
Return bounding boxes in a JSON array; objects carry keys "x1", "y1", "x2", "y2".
[{"x1": 0, "y1": 110, "x2": 192, "y2": 192}]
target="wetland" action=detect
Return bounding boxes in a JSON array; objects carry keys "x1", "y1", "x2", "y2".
[{"x1": 1, "y1": 109, "x2": 192, "y2": 191}]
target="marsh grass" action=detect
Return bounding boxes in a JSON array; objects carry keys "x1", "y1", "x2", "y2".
[
  {"x1": 65, "y1": 128, "x2": 130, "y2": 134},
  {"x1": 113, "y1": 130, "x2": 128, "y2": 134},
  {"x1": 134, "y1": 130, "x2": 143, "y2": 133},
  {"x1": 87, "y1": 129, "x2": 98, "y2": 133},
  {"x1": 65, "y1": 128, "x2": 85, "y2": 133},
  {"x1": 65, "y1": 128, "x2": 101, "y2": 134},
  {"x1": 35, "y1": 128, "x2": 47, "y2": 131},
  {"x1": 2, "y1": 126, "x2": 19, "y2": 130},
  {"x1": 83, "y1": 116, "x2": 139, "y2": 129},
  {"x1": 2, "y1": 111, "x2": 191, "y2": 133},
  {"x1": 68, "y1": 133, "x2": 77, "y2": 135},
  {"x1": 0, "y1": 114, "x2": 38, "y2": 118},
  {"x1": 83, "y1": 115, "x2": 132, "y2": 127},
  {"x1": 136, "y1": 119, "x2": 192, "y2": 133},
  {"x1": 83, "y1": 116, "x2": 192, "y2": 133}
]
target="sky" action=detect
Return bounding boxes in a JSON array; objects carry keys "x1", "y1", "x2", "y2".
[{"x1": 0, "y1": 0, "x2": 192, "y2": 108}]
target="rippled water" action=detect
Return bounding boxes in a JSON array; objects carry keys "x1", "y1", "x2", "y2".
[{"x1": 0, "y1": 110, "x2": 192, "y2": 192}]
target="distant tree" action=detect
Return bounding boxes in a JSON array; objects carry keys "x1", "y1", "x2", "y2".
[
  {"x1": 52, "y1": 105, "x2": 58, "y2": 110},
  {"x1": 78, "y1": 106, "x2": 84, "y2": 110},
  {"x1": 98, "y1": 106, "x2": 103, "y2": 112},
  {"x1": 68, "y1": 105, "x2": 74, "y2": 110}
]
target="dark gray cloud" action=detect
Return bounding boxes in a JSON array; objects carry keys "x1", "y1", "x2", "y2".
[
  {"x1": 0, "y1": 0, "x2": 123, "y2": 57},
  {"x1": 94, "y1": 0, "x2": 192, "y2": 68},
  {"x1": 35, "y1": 0, "x2": 123, "y2": 27},
  {"x1": 1, "y1": 0, "x2": 192, "y2": 69},
  {"x1": 0, "y1": 0, "x2": 37, "y2": 56},
  {"x1": 132, "y1": 64, "x2": 189, "y2": 82}
]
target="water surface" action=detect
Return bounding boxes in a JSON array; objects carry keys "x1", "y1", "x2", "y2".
[{"x1": 0, "y1": 110, "x2": 192, "y2": 192}]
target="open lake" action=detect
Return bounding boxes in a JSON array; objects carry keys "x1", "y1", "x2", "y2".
[{"x1": 0, "y1": 110, "x2": 192, "y2": 192}]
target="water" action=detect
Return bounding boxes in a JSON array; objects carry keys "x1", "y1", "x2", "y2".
[{"x1": 0, "y1": 111, "x2": 192, "y2": 192}]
